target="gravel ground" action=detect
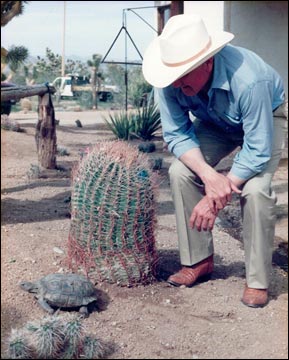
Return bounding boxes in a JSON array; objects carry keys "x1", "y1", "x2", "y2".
[{"x1": 1, "y1": 109, "x2": 288, "y2": 359}]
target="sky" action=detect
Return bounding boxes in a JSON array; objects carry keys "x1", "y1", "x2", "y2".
[{"x1": 1, "y1": 1, "x2": 157, "y2": 62}]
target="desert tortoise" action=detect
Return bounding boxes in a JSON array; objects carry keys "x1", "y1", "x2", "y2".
[{"x1": 20, "y1": 273, "x2": 98, "y2": 317}]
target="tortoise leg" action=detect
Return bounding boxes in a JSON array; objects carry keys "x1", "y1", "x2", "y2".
[
  {"x1": 37, "y1": 298, "x2": 55, "y2": 314},
  {"x1": 79, "y1": 306, "x2": 89, "y2": 318}
]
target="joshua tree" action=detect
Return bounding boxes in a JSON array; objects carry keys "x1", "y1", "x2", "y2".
[
  {"x1": 1, "y1": 1, "x2": 29, "y2": 80},
  {"x1": 1, "y1": 1, "x2": 28, "y2": 27},
  {"x1": 87, "y1": 53, "x2": 102, "y2": 109},
  {"x1": 1, "y1": 45, "x2": 29, "y2": 81}
]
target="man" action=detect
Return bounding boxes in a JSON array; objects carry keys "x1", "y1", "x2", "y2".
[{"x1": 142, "y1": 14, "x2": 287, "y2": 308}]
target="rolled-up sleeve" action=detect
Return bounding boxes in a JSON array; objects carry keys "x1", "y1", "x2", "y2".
[
  {"x1": 231, "y1": 81, "x2": 275, "y2": 180},
  {"x1": 158, "y1": 87, "x2": 200, "y2": 158}
]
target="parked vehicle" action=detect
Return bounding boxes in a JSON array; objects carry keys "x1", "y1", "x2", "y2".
[{"x1": 51, "y1": 74, "x2": 118, "y2": 102}]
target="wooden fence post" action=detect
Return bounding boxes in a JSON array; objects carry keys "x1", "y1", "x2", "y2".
[{"x1": 35, "y1": 92, "x2": 57, "y2": 169}]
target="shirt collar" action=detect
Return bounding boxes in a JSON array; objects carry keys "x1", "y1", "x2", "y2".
[{"x1": 209, "y1": 52, "x2": 231, "y2": 92}]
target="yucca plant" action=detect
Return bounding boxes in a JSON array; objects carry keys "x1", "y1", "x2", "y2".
[
  {"x1": 132, "y1": 104, "x2": 162, "y2": 141},
  {"x1": 104, "y1": 111, "x2": 134, "y2": 140}
]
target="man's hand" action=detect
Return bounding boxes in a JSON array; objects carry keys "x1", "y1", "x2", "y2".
[
  {"x1": 179, "y1": 148, "x2": 242, "y2": 213},
  {"x1": 203, "y1": 169, "x2": 241, "y2": 212},
  {"x1": 189, "y1": 196, "x2": 218, "y2": 232}
]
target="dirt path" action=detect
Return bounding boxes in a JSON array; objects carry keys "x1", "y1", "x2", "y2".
[{"x1": 1, "y1": 110, "x2": 288, "y2": 359}]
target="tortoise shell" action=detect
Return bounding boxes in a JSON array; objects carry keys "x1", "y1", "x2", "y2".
[{"x1": 35, "y1": 273, "x2": 97, "y2": 308}]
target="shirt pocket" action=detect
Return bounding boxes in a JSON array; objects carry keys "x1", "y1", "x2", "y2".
[{"x1": 216, "y1": 109, "x2": 243, "y2": 127}]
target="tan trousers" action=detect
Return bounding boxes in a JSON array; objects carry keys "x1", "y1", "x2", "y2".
[{"x1": 169, "y1": 102, "x2": 288, "y2": 289}]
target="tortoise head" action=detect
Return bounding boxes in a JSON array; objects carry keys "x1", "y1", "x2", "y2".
[{"x1": 19, "y1": 281, "x2": 39, "y2": 293}]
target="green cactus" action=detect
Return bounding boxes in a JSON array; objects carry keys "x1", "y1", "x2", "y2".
[
  {"x1": 7, "y1": 329, "x2": 34, "y2": 359},
  {"x1": 61, "y1": 317, "x2": 85, "y2": 359},
  {"x1": 138, "y1": 142, "x2": 156, "y2": 153},
  {"x1": 26, "y1": 317, "x2": 65, "y2": 359},
  {"x1": 6, "y1": 314, "x2": 111, "y2": 359},
  {"x1": 68, "y1": 140, "x2": 159, "y2": 286},
  {"x1": 81, "y1": 336, "x2": 107, "y2": 359}
]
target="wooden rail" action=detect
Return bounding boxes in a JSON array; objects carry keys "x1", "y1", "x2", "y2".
[
  {"x1": 1, "y1": 84, "x2": 55, "y2": 101},
  {"x1": 1, "y1": 83, "x2": 58, "y2": 169}
]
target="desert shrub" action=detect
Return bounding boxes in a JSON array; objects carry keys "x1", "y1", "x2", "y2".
[
  {"x1": 20, "y1": 98, "x2": 32, "y2": 112},
  {"x1": 57, "y1": 146, "x2": 70, "y2": 156},
  {"x1": 1, "y1": 115, "x2": 25, "y2": 132}
]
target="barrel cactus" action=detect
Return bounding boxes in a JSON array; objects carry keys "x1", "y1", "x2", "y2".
[{"x1": 68, "y1": 140, "x2": 159, "y2": 286}]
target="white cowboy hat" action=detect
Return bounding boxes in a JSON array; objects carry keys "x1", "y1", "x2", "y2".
[{"x1": 142, "y1": 14, "x2": 234, "y2": 88}]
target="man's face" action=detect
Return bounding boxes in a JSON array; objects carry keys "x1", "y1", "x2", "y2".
[{"x1": 172, "y1": 58, "x2": 214, "y2": 96}]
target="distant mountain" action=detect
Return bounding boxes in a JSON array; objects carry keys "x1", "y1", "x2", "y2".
[
  {"x1": 65, "y1": 54, "x2": 89, "y2": 62},
  {"x1": 26, "y1": 54, "x2": 142, "y2": 68}
]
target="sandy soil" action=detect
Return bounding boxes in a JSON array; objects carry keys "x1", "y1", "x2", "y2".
[{"x1": 1, "y1": 109, "x2": 288, "y2": 359}]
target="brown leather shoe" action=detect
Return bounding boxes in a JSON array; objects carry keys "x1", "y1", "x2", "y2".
[
  {"x1": 241, "y1": 286, "x2": 269, "y2": 308},
  {"x1": 167, "y1": 255, "x2": 214, "y2": 287}
]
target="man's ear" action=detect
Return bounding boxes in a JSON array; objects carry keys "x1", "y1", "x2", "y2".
[{"x1": 205, "y1": 57, "x2": 214, "y2": 71}]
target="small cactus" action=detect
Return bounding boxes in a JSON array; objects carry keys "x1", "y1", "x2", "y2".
[
  {"x1": 138, "y1": 142, "x2": 156, "y2": 153},
  {"x1": 6, "y1": 314, "x2": 111, "y2": 359},
  {"x1": 61, "y1": 317, "x2": 85, "y2": 358},
  {"x1": 26, "y1": 317, "x2": 65, "y2": 359},
  {"x1": 149, "y1": 157, "x2": 163, "y2": 171},
  {"x1": 82, "y1": 336, "x2": 107, "y2": 359},
  {"x1": 57, "y1": 146, "x2": 69, "y2": 156},
  {"x1": 26, "y1": 164, "x2": 41, "y2": 180},
  {"x1": 7, "y1": 329, "x2": 34, "y2": 359},
  {"x1": 75, "y1": 119, "x2": 82, "y2": 127}
]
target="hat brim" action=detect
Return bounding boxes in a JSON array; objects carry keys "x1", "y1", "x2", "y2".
[{"x1": 142, "y1": 31, "x2": 234, "y2": 88}]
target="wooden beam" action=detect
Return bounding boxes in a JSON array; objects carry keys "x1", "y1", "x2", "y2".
[{"x1": 1, "y1": 84, "x2": 55, "y2": 102}]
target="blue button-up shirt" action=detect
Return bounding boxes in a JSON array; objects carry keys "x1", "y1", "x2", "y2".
[{"x1": 157, "y1": 44, "x2": 285, "y2": 180}]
